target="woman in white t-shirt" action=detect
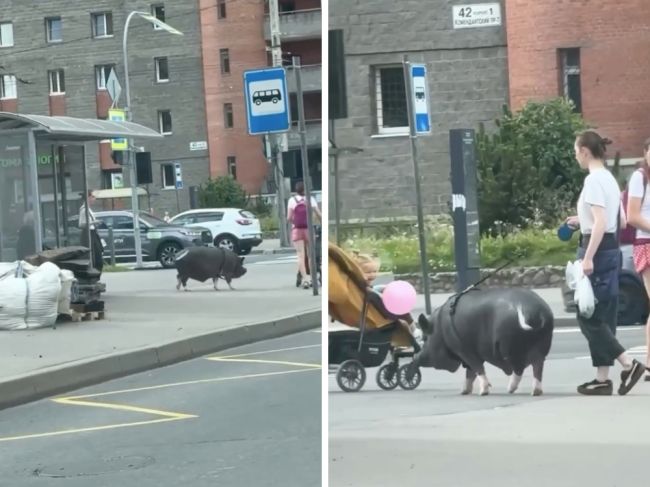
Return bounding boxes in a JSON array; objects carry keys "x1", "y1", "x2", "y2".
[
  {"x1": 565, "y1": 131, "x2": 645, "y2": 396},
  {"x1": 625, "y1": 137, "x2": 650, "y2": 381},
  {"x1": 287, "y1": 181, "x2": 321, "y2": 289}
]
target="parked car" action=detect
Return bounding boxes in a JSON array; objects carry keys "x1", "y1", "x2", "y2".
[
  {"x1": 561, "y1": 244, "x2": 649, "y2": 326},
  {"x1": 94, "y1": 211, "x2": 213, "y2": 268},
  {"x1": 169, "y1": 208, "x2": 263, "y2": 255}
]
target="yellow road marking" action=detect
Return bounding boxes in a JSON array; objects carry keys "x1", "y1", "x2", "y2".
[
  {"x1": 61, "y1": 368, "x2": 316, "y2": 400},
  {"x1": 0, "y1": 350, "x2": 321, "y2": 443},
  {"x1": 207, "y1": 357, "x2": 321, "y2": 368},
  {"x1": 215, "y1": 344, "x2": 320, "y2": 359},
  {"x1": 0, "y1": 417, "x2": 185, "y2": 443},
  {"x1": 52, "y1": 397, "x2": 197, "y2": 420}
]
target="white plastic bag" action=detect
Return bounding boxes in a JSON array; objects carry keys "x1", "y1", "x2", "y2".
[
  {"x1": 575, "y1": 274, "x2": 596, "y2": 318},
  {"x1": 567, "y1": 259, "x2": 596, "y2": 318},
  {"x1": 57, "y1": 269, "x2": 75, "y2": 315},
  {"x1": 0, "y1": 274, "x2": 28, "y2": 330},
  {"x1": 25, "y1": 262, "x2": 62, "y2": 328}
]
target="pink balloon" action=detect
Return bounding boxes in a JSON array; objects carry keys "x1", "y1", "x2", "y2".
[{"x1": 381, "y1": 280, "x2": 417, "y2": 315}]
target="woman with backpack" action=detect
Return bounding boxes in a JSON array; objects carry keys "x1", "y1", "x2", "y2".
[
  {"x1": 287, "y1": 181, "x2": 321, "y2": 289},
  {"x1": 624, "y1": 138, "x2": 650, "y2": 382}
]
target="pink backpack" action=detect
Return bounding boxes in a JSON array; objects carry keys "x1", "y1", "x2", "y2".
[{"x1": 293, "y1": 196, "x2": 308, "y2": 229}]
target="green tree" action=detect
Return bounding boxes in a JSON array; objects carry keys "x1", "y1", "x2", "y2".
[
  {"x1": 198, "y1": 176, "x2": 248, "y2": 208},
  {"x1": 476, "y1": 99, "x2": 589, "y2": 234}
]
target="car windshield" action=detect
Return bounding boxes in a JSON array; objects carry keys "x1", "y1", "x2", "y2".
[{"x1": 140, "y1": 213, "x2": 169, "y2": 227}]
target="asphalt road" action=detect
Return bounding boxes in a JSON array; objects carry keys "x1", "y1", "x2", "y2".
[
  {"x1": 329, "y1": 327, "x2": 650, "y2": 487},
  {"x1": 0, "y1": 331, "x2": 322, "y2": 487}
]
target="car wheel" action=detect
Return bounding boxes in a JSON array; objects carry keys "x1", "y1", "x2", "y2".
[
  {"x1": 215, "y1": 235, "x2": 240, "y2": 254},
  {"x1": 158, "y1": 242, "x2": 182, "y2": 269},
  {"x1": 618, "y1": 275, "x2": 649, "y2": 326},
  {"x1": 272, "y1": 98, "x2": 279, "y2": 103},
  {"x1": 255, "y1": 100, "x2": 262, "y2": 105},
  {"x1": 240, "y1": 246, "x2": 252, "y2": 255}
]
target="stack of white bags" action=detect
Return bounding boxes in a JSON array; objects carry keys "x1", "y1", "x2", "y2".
[
  {"x1": 565, "y1": 260, "x2": 596, "y2": 319},
  {"x1": 0, "y1": 261, "x2": 75, "y2": 330}
]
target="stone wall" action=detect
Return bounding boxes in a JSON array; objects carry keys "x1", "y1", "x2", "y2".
[{"x1": 396, "y1": 266, "x2": 565, "y2": 294}]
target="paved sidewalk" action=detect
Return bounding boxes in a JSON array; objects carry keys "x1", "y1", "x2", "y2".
[{"x1": 0, "y1": 261, "x2": 320, "y2": 410}]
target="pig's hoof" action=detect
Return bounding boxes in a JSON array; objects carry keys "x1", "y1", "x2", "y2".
[
  {"x1": 479, "y1": 388, "x2": 490, "y2": 396},
  {"x1": 532, "y1": 388, "x2": 543, "y2": 397},
  {"x1": 461, "y1": 387, "x2": 472, "y2": 395}
]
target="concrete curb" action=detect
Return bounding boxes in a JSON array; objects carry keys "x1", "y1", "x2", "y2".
[
  {"x1": 251, "y1": 248, "x2": 296, "y2": 256},
  {"x1": 0, "y1": 309, "x2": 321, "y2": 411}
]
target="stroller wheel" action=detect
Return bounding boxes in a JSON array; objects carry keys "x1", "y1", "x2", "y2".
[
  {"x1": 397, "y1": 363, "x2": 422, "y2": 391},
  {"x1": 336, "y1": 360, "x2": 366, "y2": 392},
  {"x1": 376, "y1": 363, "x2": 399, "y2": 391}
]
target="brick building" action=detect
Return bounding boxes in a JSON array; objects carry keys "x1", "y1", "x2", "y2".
[
  {"x1": 0, "y1": 0, "x2": 209, "y2": 215},
  {"x1": 329, "y1": 0, "x2": 509, "y2": 222},
  {"x1": 505, "y1": 0, "x2": 650, "y2": 164},
  {"x1": 199, "y1": 0, "x2": 322, "y2": 195}
]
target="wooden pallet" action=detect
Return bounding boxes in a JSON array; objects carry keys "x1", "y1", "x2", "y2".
[{"x1": 69, "y1": 310, "x2": 105, "y2": 322}]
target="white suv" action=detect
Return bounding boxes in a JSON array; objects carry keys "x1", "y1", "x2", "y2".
[{"x1": 170, "y1": 208, "x2": 263, "y2": 255}]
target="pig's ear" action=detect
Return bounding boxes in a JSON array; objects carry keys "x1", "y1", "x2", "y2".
[{"x1": 418, "y1": 313, "x2": 432, "y2": 334}]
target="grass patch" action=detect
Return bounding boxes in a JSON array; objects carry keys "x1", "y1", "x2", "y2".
[{"x1": 341, "y1": 225, "x2": 578, "y2": 274}]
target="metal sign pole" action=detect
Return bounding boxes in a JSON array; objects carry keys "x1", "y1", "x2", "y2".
[
  {"x1": 293, "y1": 56, "x2": 319, "y2": 296},
  {"x1": 330, "y1": 119, "x2": 341, "y2": 245},
  {"x1": 402, "y1": 55, "x2": 431, "y2": 315}
]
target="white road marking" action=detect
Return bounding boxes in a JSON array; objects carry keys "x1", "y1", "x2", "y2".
[{"x1": 555, "y1": 326, "x2": 644, "y2": 334}]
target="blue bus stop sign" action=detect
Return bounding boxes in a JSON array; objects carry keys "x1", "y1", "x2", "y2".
[
  {"x1": 411, "y1": 64, "x2": 431, "y2": 135},
  {"x1": 244, "y1": 67, "x2": 291, "y2": 135}
]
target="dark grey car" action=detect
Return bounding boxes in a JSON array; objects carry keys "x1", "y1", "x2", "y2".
[
  {"x1": 561, "y1": 244, "x2": 649, "y2": 326},
  {"x1": 94, "y1": 211, "x2": 212, "y2": 268}
]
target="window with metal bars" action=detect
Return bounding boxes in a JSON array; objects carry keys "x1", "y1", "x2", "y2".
[{"x1": 374, "y1": 66, "x2": 408, "y2": 134}]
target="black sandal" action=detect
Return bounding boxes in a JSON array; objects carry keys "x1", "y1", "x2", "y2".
[{"x1": 645, "y1": 367, "x2": 650, "y2": 382}]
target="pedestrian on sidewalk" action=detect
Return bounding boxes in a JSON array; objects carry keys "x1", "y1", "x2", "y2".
[
  {"x1": 623, "y1": 137, "x2": 650, "y2": 382},
  {"x1": 79, "y1": 189, "x2": 104, "y2": 272},
  {"x1": 287, "y1": 181, "x2": 321, "y2": 289},
  {"x1": 566, "y1": 131, "x2": 645, "y2": 395}
]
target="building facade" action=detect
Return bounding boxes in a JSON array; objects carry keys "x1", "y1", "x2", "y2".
[
  {"x1": 329, "y1": 0, "x2": 509, "y2": 223},
  {"x1": 199, "y1": 0, "x2": 322, "y2": 196},
  {"x1": 0, "y1": 0, "x2": 209, "y2": 215},
  {"x1": 505, "y1": 0, "x2": 650, "y2": 164}
]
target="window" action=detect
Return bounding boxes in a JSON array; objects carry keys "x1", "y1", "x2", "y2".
[
  {"x1": 374, "y1": 66, "x2": 408, "y2": 134},
  {"x1": 162, "y1": 164, "x2": 175, "y2": 188},
  {"x1": 91, "y1": 12, "x2": 113, "y2": 38},
  {"x1": 113, "y1": 215, "x2": 134, "y2": 230},
  {"x1": 220, "y1": 48, "x2": 230, "y2": 74},
  {"x1": 158, "y1": 110, "x2": 172, "y2": 134},
  {"x1": 0, "y1": 74, "x2": 17, "y2": 99},
  {"x1": 49, "y1": 69, "x2": 65, "y2": 94},
  {"x1": 559, "y1": 48, "x2": 582, "y2": 113},
  {"x1": 279, "y1": 1, "x2": 296, "y2": 13},
  {"x1": 227, "y1": 156, "x2": 237, "y2": 180},
  {"x1": 217, "y1": 0, "x2": 227, "y2": 19},
  {"x1": 224, "y1": 103, "x2": 234, "y2": 128},
  {"x1": 151, "y1": 4, "x2": 165, "y2": 29},
  {"x1": 95, "y1": 64, "x2": 114, "y2": 90},
  {"x1": 155, "y1": 57, "x2": 169, "y2": 82},
  {"x1": 0, "y1": 22, "x2": 14, "y2": 47},
  {"x1": 196, "y1": 212, "x2": 224, "y2": 223},
  {"x1": 45, "y1": 17, "x2": 62, "y2": 42}
]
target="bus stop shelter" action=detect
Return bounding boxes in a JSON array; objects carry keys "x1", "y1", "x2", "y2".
[{"x1": 0, "y1": 112, "x2": 163, "y2": 262}]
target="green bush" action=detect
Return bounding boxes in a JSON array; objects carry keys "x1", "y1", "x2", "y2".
[
  {"x1": 261, "y1": 215, "x2": 280, "y2": 233},
  {"x1": 198, "y1": 176, "x2": 248, "y2": 209},
  {"x1": 342, "y1": 225, "x2": 578, "y2": 275},
  {"x1": 247, "y1": 195, "x2": 273, "y2": 218},
  {"x1": 477, "y1": 99, "x2": 589, "y2": 234}
]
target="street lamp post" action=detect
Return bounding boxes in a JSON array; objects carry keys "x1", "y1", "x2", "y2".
[{"x1": 122, "y1": 11, "x2": 183, "y2": 268}]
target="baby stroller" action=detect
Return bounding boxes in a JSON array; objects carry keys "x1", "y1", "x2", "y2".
[
  {"x1": 296, "y1": 224, "x2": 322, "y2": 288},
  {"x1": 328, "y1": 243, "x2": 422, "y2": 392}
]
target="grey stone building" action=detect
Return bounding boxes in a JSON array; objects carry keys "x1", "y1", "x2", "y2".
[
  {"x1": 329, "y1": 0, "x2": 508, "y2": 223},
  {"x1": 0, "y1": 0, "x2": 208, "y2": 216}
]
